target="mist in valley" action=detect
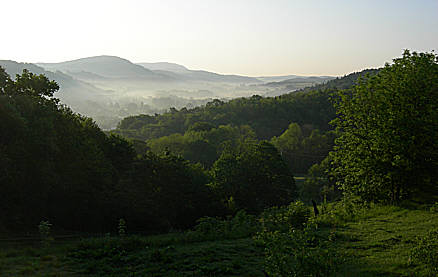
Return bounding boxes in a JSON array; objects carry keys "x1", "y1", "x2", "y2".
[{"x1": 0, "y1": 56, "x2": 333, "y2": 129}]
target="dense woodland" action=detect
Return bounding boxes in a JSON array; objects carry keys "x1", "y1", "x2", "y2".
[
  {"x1": 0, "y1": 68, "x2": 297, "y2": 232},
  {"x1": 1, "y1": 51, "x2": 436, "y2": 234},
  {"x1": 113, "y1": 71, "x2": 371, "y2": 174},
  {"x1": 1, "y1": 51, "x2": 437, "y2": 276}
]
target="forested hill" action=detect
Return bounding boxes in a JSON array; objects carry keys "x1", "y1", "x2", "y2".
[
  {"x1": 298, "y1": 68, "x2": 380, "y2": 93},
  {"x1": 114, "y1": 68, "x2": 374, "y2": 141}
]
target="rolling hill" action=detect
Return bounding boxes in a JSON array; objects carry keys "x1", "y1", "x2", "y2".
[{"x1": 37, "y1": 56, "x2": 172, "y2": 80}]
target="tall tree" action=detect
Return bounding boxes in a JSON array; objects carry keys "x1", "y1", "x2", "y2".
[
  {"x1": 211, "y1": 141, "x2": 296, "y2": 213},
  {"x1": 331, "y1": 51, "x2": 438, "y2": 202}
]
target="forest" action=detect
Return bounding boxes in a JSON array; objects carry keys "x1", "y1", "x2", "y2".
[{"x1": 0, "y1": 51, "x2": 437, "y2": 276}]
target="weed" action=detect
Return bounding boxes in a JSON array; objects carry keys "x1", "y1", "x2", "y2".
[{"x1": 410, "y1": 228, "x2": 438, "y2": 275}]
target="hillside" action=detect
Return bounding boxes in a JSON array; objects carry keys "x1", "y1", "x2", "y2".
[
  {"x1": 138, "y1": 62, "x2": 193, "y2": 74},
  {"x1": 4, "y1": 56, "x2": 340, "y2": 129},
  {"x1": 37, "y1": 56, "x2": 172, "y2": 80},
  {"x1": 114, "y1": 68, "x2": 370, "y2": 141},
  {"x1": 261, "y1": 76, "x2": 335, "y2": 96},
  {"x1": 298, "y1": 68, "x2": 380, "y2": 92},
  {"x1": 0, "y1": 60, "x2": 109, "y2": 101},
  {"x1": 138, "y1": 62, "x2": 262, "y2": 83}
]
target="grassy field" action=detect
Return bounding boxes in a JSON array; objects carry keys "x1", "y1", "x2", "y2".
[
  {"x1": 0, "y1": 204, "x2": 437, "y2": 276},
  {"x1": 335, "y1": 205, "x2": 438, "y2": 276}
]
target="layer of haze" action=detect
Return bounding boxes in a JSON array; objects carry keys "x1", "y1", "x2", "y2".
[{"x1": 2, "y1": 0, "x2": 437, "y2": 76}]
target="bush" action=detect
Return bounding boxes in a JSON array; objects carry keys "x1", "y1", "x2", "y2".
[
  {"x1": 430, "y1": 202, "x2": 438, "y2": 212},
  {"x1": 410, "y1": 229, "x2": 438, "y2": 275},
  {"x1": 190, "y1": 210, "x2": 259, "y2": 241},
  {"x1": 260, "y1": 201, "x2": 310, "y2": 233},
  {"x1": 256, "y1": 223, "x2": 341, "y2": 277},
  {"x1": 314, "y1": 197, "x2": 376, "y2": 226},
  {"x1": 256, "y1": 201, "x2": 342, "y2": 276}
]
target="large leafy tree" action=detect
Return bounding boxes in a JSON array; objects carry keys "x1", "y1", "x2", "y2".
[
  {"x1": 211, "y1": 141, "x2": 296, "y2": 213},
  {"x1": 331, "y1": 51, "x2": 438, "y2": 202},
  {"x1": 0, "y1": 68, "x2": 130, "y2": 230}
]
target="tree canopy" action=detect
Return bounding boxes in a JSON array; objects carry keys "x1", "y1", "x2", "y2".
[{"x1": 331, "y1": 51, "x2": 438, "y2": 202}]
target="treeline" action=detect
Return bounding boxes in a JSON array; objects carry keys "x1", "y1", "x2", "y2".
[
  {"x1": 297, "y1": 68, "x2": 380, "y2": 93},
  {"x1": 113, "y1": 70, "x2": 379, "y2": 176},
  {"x1": 113, "y1": 76, "x2": 355, "y2": 175},
  {"x1": 115, "y1": 69, "x2": 379, "y2": 142},
  {"x1": 0, "y1": 68, "x2": 296, "y2": 232},
  {"x1": 115, "y1": 91, "x2": 336, "y2": 141}
]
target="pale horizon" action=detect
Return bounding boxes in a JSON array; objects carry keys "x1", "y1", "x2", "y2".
[{"x1": 1, "y1": 0, "x2": 437, "y2": 76}]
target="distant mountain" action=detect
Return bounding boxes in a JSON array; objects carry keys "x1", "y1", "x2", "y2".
[
  {"x1": 259, "y1": 76, "x2": 335, "y2": 97},
  {"x1": 138, "y1": 62, "x2": 262, "y2": 84},
  {"x1": 0, "y1": 60, "x2": 122, "y2": 127},
  {"x1": 138, "y1": 62, "x2": 191, "y2": 74},
  {"x1": 0, "y1": 60, "x2": 107, "y2": 98},
  {"x1": 265, "y1": 76, "x2": 334, "y2": 87},
  {"x1": 4, "y1": 56, "x2": 349, "y2": 129},
  {"x1": 37, "y1": 56, "x2": 173, "y2": 80},
  {"x1": 256, "y1": 75, "x2": 299, "y2": 82}
]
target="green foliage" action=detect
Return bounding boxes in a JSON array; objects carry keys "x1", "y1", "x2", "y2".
[
  {"x1": 116, "y1": 89, "x2": 336, "y2": 141},
  {"x1": 260, "y1": 201, "x2": 310, "y2": 233},
  {"x1": 0, "y1": 68, "x2": 219, "y2": 232},
  {"x1": 147, "y1": 124, "x2": 256, "y2": 168},
  {"x1": 430, "y1": 202, "x2": 438, "y2": 212},
  {"x1": 298, "y1": 69, "x2": 380, "y2": 93},
  {"x1": 331, "y1": 50, "x2": 438, "y2": 202},
  {"x1": 313, "y1": 197, "x2": 373, "y2": 226},
  {"x1": 211, "y1": 140, "x2": 296, "y2": 213},
  {"x1": 66, "y1": 235, "x2": 264, "y2": 276},
  {"x1": 410, "y1": 229, "x2": 438, "y2": 275},
  {"x1": 189, "y1": 210, "x2": 259, "y2": 241},
  {"x1": 2, "y1": 206, "x2": 437, "y2": 277},
  {"x1": 1, "y1": 68, "x2": 59, "y2": 98},
  {"x1": 256, "y1": 201, "x2": 341, "y2": 276},
  {"x1": 300, "y1": 157, "x2": 340, "y2": 204},
  {"x1": 257, "y1": 226, "x2": 341, "y2": 277},
  {"x1": 271, "y1": 123, "x2": 336, "y2": 174}
]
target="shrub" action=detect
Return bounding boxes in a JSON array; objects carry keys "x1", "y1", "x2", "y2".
[
  {"x1": 410, "y1": 229, "x2": 438, "y2": 275},
  {"x1": 430, "y1": 202, "x2": 438, "y2": 212},
  {"x1": 314, "y1": 197, "x2": 376, "y2": 226},
  {"x1": 256, "y1": 201, "x2": 342, "y2": 276},
  {"x1": 260, "y1": 201, "x2": 310, "y2": 233},
  {"x1": 256, "y1": 223, "x2": 341, "y2": 277},
  {"x1": 191, "y1": 210, "x2": 259, "y2": 240}
]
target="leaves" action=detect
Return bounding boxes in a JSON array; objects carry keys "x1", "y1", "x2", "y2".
[{"x1": 331, "y1": 51, "x2": 438, "y2": 202}]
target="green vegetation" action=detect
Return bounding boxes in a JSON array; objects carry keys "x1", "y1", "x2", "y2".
[
  {"x1": 211, "y1": 141, "x2": 296, "y2": 213},
  {"x1": 1, "y1": 203, "x2": 438, "y2": 276},
  {"x1": 331, "y1": 50, "x2": 438, "y2": 203},
  {"x1": 1, "y1": 51, "x2": 437, "y2": 276},
  {"x1": 0, "y1": 67, "x2": 297, "y2": 233}
]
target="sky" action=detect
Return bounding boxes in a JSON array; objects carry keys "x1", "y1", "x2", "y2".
[{"x1": 1, "y1": 0, "x2": 437, "y2": 76}]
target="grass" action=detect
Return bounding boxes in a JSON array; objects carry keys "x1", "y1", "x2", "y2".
[
  {"x1": 0, "y1": 243, "x2": 77, "y2": 276},
  {"x1": 0, "y1": 233, "x2": 265, "y2": 276},
  {"x1": 0, "y1": 204, "x2": 437, "y2": 276},
  {"x1": 334, "y1": 206, "x2": 438, "y2": 276}
]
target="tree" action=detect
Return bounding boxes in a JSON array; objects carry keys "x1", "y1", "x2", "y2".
[
  {"x1": 211, "y1": 141, "x2": 296, "y2": 213},
  {"x1": 300, "y1": 157, "x2": 339, "y2": 204},
  {"x1": 331, "y1": 50, "x2": 438, "y2": 202}
]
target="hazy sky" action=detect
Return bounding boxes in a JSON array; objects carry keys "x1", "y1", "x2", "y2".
[{"x1": 1, "y1": 0, "x2": 437, "y2": 76}]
